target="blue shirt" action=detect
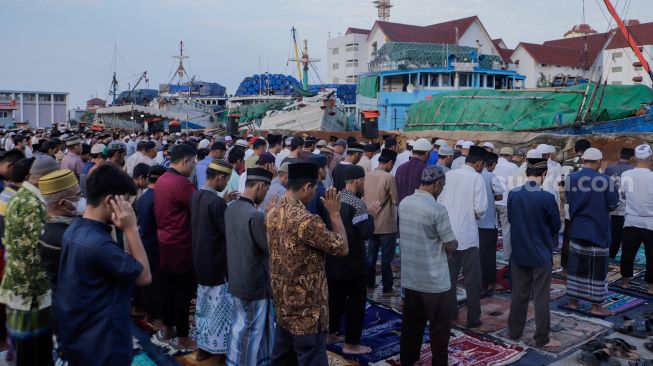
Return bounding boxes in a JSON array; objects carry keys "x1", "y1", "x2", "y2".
[
  {"x1": 81, "y1": 161, "x2": 95, "y2": 175},
  {"x1": 508, "y1": 181, "x2": 561, "y2": 267},
  {"x1": 477, "y1": 170, "x2": 499, "y2": 229},
  {"x1": 135, "y1": 189, "x2": 158, "y2": 272},
  {"x1": 566, "y1": 168, "x2": 619, "y2": 247},
  {"x1": 195, "y1": 156, "x2": 212, "y2": 189},
  {"x1": 56, "y1": 218, "x2": 143, "y2": 366},
  {"x1": 307, "y1": 181, "x2": 330, "y2": 228},
  {"x1": 426, "y1": 150, "x2": 439, "y2": 166}
]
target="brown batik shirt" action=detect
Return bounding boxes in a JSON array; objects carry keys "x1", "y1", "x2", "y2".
[{"x1": 266, "y1": 196, "x2": 345, "y2": 336}]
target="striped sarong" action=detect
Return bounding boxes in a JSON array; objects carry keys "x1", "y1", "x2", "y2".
[
  {"x1": 195, "y1": 283, "x2": 235, "y2": 354},
  {"x1": 227, "y1": 298, "x2": 274, "y2": 366},
  {"x1": 567, "y1": 240, "x2": 609, "y2": 304},
  {"x1": 6, "y1": 306, "x2": 52, "y2": 366}
]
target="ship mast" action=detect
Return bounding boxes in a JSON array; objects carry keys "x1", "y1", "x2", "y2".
[
  {"x1": 173, "y1": 41, "x2": 191, "y2": 94},
  {"x1": 289, "y1": 29, "x2": 321, "y2": 89},
  {"x1": 373, "y1": 0, "x2": 393, "y2": 21}
]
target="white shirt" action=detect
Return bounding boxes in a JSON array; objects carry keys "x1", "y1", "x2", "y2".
[
  {"x1": 276, "y1": 148, "x2": 291, "y2": 168},
  {"x1": 395, "y1": 150, "x2": 412, "y2": 169},
  {"x1": 245, "y1": 148, "x2": 254, "y2": 159},
  {"x1": 371, "y1": 152, "x2": 381, "y2": 170},
  {"x1": 493, "y1": 157, "x2": 518, "y2": 206},
  {"x1": 451, "y1": 155, "x2": 466, "y2": 170},
  {"x1": 622, "y1": 168, "x2": 653, "y2": 230},
  {"x1": 542, "y1": 159, "x2": 562, "y2": 208},
  {"x1": 238, "y1": 171, "x2": 247, "y2": 194},
  {"x1": 124, "y1": 151, "x2": 157, "y2": 176},
  {"x1": 438, "y1": 165, "x2": 488, "y2": 250}
]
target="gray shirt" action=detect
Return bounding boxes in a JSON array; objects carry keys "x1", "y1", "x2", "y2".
[
  {"x1": 225, "y1": 197, "x2": 270, "y2": 300},
  {"x1": 261, "y1": 178, "x2": 286, "y2": 213},
  {"x1": 399, "y1": 189, "x2": 456, "y2": 293}
]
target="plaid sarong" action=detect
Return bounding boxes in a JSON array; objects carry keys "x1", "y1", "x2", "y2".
[
  {"x1": 567, "y1": 241, "x2": 609, "y2": 304},
  {"x1": 227, "y1": 298, "x2": 274, "y2": 366}
]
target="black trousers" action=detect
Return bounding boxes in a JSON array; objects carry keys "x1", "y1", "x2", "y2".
[
  {"x1": 447, "y1": 247, "x2": 481, "y2": 327},
  {"x1": 609, "y1": 215, "x2": 626, "y2": 258},
  {"x1": 479, "y1": 228, "x2": 498, "y2": 286},
  {"x1": 271, "y1": 326, "x2": 328, "y2": 366},
  {"x1": 159, "y1": 269, "x2": 196, "y2": 338},
  {"x1": 327, "y1": 276, "x2": 366, "y2": 344},
  {"x1": 400, "y1": 289, "x2": 450, "y2": 366},
  {"x1": 508, "y1": 264, "x2": 551, "y2": 347},
  {"x1": 561, "y1": 219, "x2": 571, "y2": 270},
  {"x1": 620, "y1": 226, "x2": 653, "y2": 282}
]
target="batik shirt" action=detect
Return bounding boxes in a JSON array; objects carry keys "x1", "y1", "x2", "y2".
[
  {"x1": 0, "y1": 183, "x2": 49, "y2": 310},
  {"x1": 267, "y1": 196, "x2": 345, "y2": 335}
]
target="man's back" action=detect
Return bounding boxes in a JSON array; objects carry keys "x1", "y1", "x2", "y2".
[
  {"x1": 364, "y1": 169, "x2": 398, "y2": 234},
  {"x1": 395, "y1": 158, "x2": 426, "y2": 202},
  {"x1": 622, "y1": 168, "x2": 653, "y2": 230},
  {"x1": 493, "y1": 158, "x2": 518, "y2": 206}
]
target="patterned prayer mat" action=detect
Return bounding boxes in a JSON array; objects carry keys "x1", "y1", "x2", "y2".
[
  {"x1": 374, "y1": 329, "x2": 526, "y2": 366},
  {"x1": 493, "y1": 311, "x2": 613, "y2": 358},
  {"x1": 132, "y1": 352, "x2": 158, "y2": 366},
  {"x1": 613, "y1": 245, "x2": 647, "y2": 268},
  {"x1": 552, "y1": 253, "x2": 562, "y2": 274},
  {"x1": 550, "y1": 277, "x2": 567, "y2": 300},
  {"x1": 455, "y1": 295, "x2": 534, "y2": 332},
  {"x1": 328, "y1": 351, "x2": 359, "y2": 366},
  {"x1": 368, "y1": 278, "x2": 403, "y2": 312},
  {"x1": 557, "y1": 291, "x2": 646, "y2": 317},
  {"x1": 610, "y1": 271, "x2": 653, "y2": 298},
  {"x1": 327, "y1": 303, "x2": 428, "y2": 365}
]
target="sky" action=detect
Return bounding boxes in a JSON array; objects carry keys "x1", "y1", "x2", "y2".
[{"x1": 0, "y1": 0, "x2": 650, "y2": 109}]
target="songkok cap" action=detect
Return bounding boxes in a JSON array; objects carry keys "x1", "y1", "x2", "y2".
[
  {"x1": 513, "y1": 148, "x2": 526, "y2": 156},
  {"x1": 468, "y1": 145, "x2": 488, "y2": 159},
  {"x1": 363, "y1": 143, "x2": 377, "y2": 153},
  {"x1": 278, "y1": 162, "x2": 290, "y2": 173},
  {"x1": 406, "y1": 139, "x2": 415, "y2": 147},
  {"x1": 343, "y1": 165, "x2": 365, "y2": 181},
  {"x1": 148, "y1": 165, "x2": 167, "y2": 179},
  {"x1": 455, "y1": 139, "x2": 465, "y2": 147},
  {"x1": 575, "y1": 139, "x2": 591, "y2": 152},
  {"x1": 64, "y1": 136, "x2": 82, "y2": 146},
  {"x1": 207, "y1": 159, "x2": 233, "y2": 175},
  {"x1": 330, "y1": 135, "x2": 338, "y2": 142},
  {"x1": 198, "y1": 139, "x2": 211, "y2": 149},
  {"x1": 526, "y1": 149, "x2": 543, "y2": 159},
  {"x1": 347, "y1": 143, "x2": 364, "y2": 153},
  {"x1": 235, "y1": 139, "x2": 248, "y2": 148},
  {"x1": 320, "y1": 145, "x2": 335, "y2": 155},
  {"x1": 486, "y1": 152, "x2": 499, "y2": 164},
  {"x1": 527, "y1": 158, "x2": 548, "y2": 169},
  {"x1": 91, "y1": 144, "x2": 106, "y2": 154},
  {"x1": 621, "y1": 147, "x2": 635, "y2": 159},
  {"x1": 30, "y1": 156, "x2": 59, "y2": 177},
  {"x1": 581, "y1": 147, "x2": 603, "y2": 161},
  {"x1": 316, "y1": 140, "x2": 327, "y2": 148},
  {"x1": 412, "y1": 138, "x2": 431, "y2": 152},
  {"x1": 379, "y1": 148, "x2": 398, "y2": 163},
  {"x1": 482, "y1": 142, "x2": 495, "y2": 150},
  {"x1": 211, "y1": 141, "x2": 227, "y2": 151},
  {"x1": 304, "y1": 136, "x2": 317, "y2": 145},
  {"x1": 256, "y1": 152, "x2": 276, "y2": 165},
  {"x1": 421, "y1": 165, "x2": 446, "y2": 184},
  {"x1": 385, "y1": 137, "x2": 397, "y2": 148},
  {"x1": 635, "y1": 144, "x2": 652, "y2": 160},
  {"x1": 267, "y1": 134, "x2": 282, "y2": 146},
  {"x1": 438, "y1": 145, "x2": 454, "y2": 156},
  {"x1": 39, "y1": 169, "x2": 78, "y2": 195},
  {"x1": 499, "y1": 147, "x2": 514, "y2": 156},
  {"x1": 335, "y1": 139, "x2": 347, "y2": 148},
  {"x1": 285, "y1": 137, "x2": 293, "y2": 146},
  {"x1": 435, "y1": 139, "x2": 447, "y2": 147},
  {"x1": 107, "y1": 141, "x2": 126, "y2": 152},
  {"x1": 288, "y1": 162, "x2": 318, "y2": 180},
  {"x1": 308, "y1": 154, "x2": 328, "y2": 167},
  {"x1": 224, "y1": 135, "x2": 233, "y2": 142},
  {"x1": 461, "y1": 141, "x2": 474, "y2": 149},
  {"x1": 346, "y1": 136, "x2": 357, "y2": 144},
  {"x1": 246, "y1": 167, "x2": 273, "y2": 184}
]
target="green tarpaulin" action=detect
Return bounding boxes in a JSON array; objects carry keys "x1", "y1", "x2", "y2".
[
  {"x1": 236, "y1": 101, "x2": 291, "y2": 123},
  {"x1": 405, "y1": 84, "x2": 653, "y2": 132},
  {"x1": 357, "y1": 76, "x2": 379, "y2": 98}
]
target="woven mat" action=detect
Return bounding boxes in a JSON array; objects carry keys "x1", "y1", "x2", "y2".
[
  {"x1": 610, "y1": 271, "x2": 652, "y2": 298},
  {"x1": 374, "y1": 329, "x2": 526, "y2": 366},
  {"x1": 455, "y1": 294, "x2": 534, "y2": 333},
  {"x1": 493, "y1": 311, "x2": 613, "y2": 358},
  {"x1": 558, "y1": 290, "x2": 646, "y2": 318}
]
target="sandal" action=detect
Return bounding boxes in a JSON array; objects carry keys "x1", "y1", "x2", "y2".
[
  {"x1": 583, "y1": 339, "x2": 608, "y2": 352},
  {"x1": 577, "y1": 349, "x2": 622, "y2": 366},
  {"x1": 604, "y1": 343, "x2": 640, "y2": 361},
  {"x1": 602, "y1": 338, "x2": 638, "y2": 352}
]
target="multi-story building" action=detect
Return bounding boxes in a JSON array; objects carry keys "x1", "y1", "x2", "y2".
[
  {"x1": 0, "y1": 90, "x2": 69, "y2": 128},
  {"x1": 327, "y1": 28, "x2": 371, "y2": 84},
  {"x1": 601, "y1": 21, "x2": 653, "y2": 87},
  {"x1": 86, "y1": 97, "x2": 107, "y2": 113}
]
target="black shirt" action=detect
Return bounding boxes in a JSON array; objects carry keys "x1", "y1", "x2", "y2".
[{"x1": 191, "y1": 188, "x2": 228, "y2": 286}]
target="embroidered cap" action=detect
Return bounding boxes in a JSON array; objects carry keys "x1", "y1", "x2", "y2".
[
  {"x1": 635, "y1": 144, "x2": 652, "y2": 160},
  {"x1": 39, "y1": 169, "x2": 78, "y2": 195},
  {"x1": 421, "y1": 165, "x2": 445, "y2": 184},
  {"x1": 207, "y1": 159, "x2": 233, "y2": 175},
  {"x1": 245, "y1": 167, "x2": 273, "y2": 184}
]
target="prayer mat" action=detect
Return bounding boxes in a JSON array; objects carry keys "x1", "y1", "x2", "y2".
[
  {"x1": 610, "y1": 272, "x2": 653, "y2": 298},
  {"x1": 552, "y1": 253, "x2": 562, "y2": 273},
  {"x1": 455, "y1": 295, "x2": 534, "y2": 332},
  {"x1": 494, "y1": 266, "x2": 510, "y2": 293},
  {"x1": 605, "y1": 263, "x2": 638, "y2": 284},
  {"x1": 456, "y1": 286, "x2": 467, "y2": 303},
  {"x1": 327, "y1": 302, "x2": 428, "y2": 365},
  {"x1": 132, "y1": 352, "x2": 158, "y2": 366},
  {"x1": 493, "y1": 311, "x2": 613, "y2": 358},
  {"x1": 368, "y1": 278, "x2": 403, "y2": 312},
  {"x1": 374, "y1": 329, "x2": 526, "y2": 366},
  {"x1": 328, "y1": 351, "x2": 359, "y2": 366},
  {"x1": 557, "y1": 291, "x2": 646, "y2": 317},
  {"x1": 550, "y1": 277, "x2": 567, "y2": 300},
  {"x1": 613, "y1": 245, "x2": 647, "y2": 268}
]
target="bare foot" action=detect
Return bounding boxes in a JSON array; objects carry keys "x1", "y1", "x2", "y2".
[
  {"x1": 541, "y1": 339, "x2": 561, "y2": 348},
  {"x1": 567, "y1": 299, "x2": 579, "y2": 310},
  {"x1": 590, "y1": 305, "x2": 613, "y2": 317},
  {"x1": 622, "y1": 278, "x2": 631, "y2": 288},
  {"x1": 327, "y1": 333, "x2": 345, "y2": 344},
  {"x1": 343, "y1": 344, "x2": 372, "y2": 355}
]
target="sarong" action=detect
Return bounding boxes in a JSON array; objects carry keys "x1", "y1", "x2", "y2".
[
  {"x1": 227, "y1": 297, "x2": 275, "y2": 366},
  {"x1": 195, "y1": 283, "x2": 235, "y2": 354},
  {"x1": 6, "y1": 306, "x2": 52, "y2": 366},
  {"x1": 567, "y1": 240, "x2": 609, "y2": 304}
]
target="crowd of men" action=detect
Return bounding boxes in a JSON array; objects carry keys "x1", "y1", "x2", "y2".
[{"x1": 0, "y1": 127, "x2": 651, "y2": 366}]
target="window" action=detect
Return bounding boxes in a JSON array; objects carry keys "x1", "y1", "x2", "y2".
[
  {"x1": 23, "y1": 93, "x2": 35, "y2": 101},
  {"x1": 611, "y1": 81, "x2": 623, "y2": 85},
  {"x1": 458, "y1": 73, "x2": 472, "y2": 87},
  {"x1": 331, "y1": 47, "x2": 339, "y2": 55},
  {"x1": 345, "y1": 59, "x2": 358, "y2": 68},
  {"x1": 613, "y1": 51, "x2": 623, "y2": 58},
  {"x1": 0, "y1": 93, "x2": 11, "y2": 100},
  {"x1": 39, "y1": 94, "x2": 51, "y2": 102},
  {"x1": 371, "y1": 42, "x2": 378, "y2": 54},
  {"x1": 332, "y1": 63, "x2": 339, "y2": 70},
  {"x1": 346, "y1": 75, "x2": 358, "y2": 83},
  {"x1": 429, "y1": 74, "x2": 439, "y2": 87},
  {"x1": 541, "y1": 64, "x2": 548, "y2": 67},
  {"x1": 612, "y1": 66, "x2": 623, "y2": 72},
  {"x1": 441, "y1": 74, "x2": 451, "y2": 87},
  {"x1": 345, "y1": 43, "x2": 359, "y2": 52},
  {"x1": 487, "y1": 75, "x2": 495, "y2": 88},
  {"x1": 635, "y1": 81, "x2": 643, "y2": 85},
  {"x1": 54, "y1": 94, "x2": 66, "y2": 102},
  {"x1": 0, "y1": 111, "x2": 8, "y2": 118},
  {"x1": 635, "y1": 66, "x2": 643, "y2": 71}
]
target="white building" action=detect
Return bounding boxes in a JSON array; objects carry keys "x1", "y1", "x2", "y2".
[
  {"x1": 327, "y1": 28, "x2": 371, "y2": 84},
  {"x1": 601, "y1": 21, "x2": 653, "y2": 87},
  {"x1": 0, "y1": 90, "x2": 69, "y2": 128}
]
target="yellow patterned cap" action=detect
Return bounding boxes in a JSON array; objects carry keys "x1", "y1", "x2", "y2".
[{"x1": 39, "y1": 169, "x2": 79, "y2": 195}]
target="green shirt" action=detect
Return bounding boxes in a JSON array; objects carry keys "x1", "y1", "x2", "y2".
[{"x1": 0, "y1": 183, "x2": 50, "y2": 310}]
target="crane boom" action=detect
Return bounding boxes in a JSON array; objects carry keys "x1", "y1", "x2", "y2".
[
  {"x1": 603, "y1": 0, "x2": 653, "y2": 82},
  {"x1": 291, "y1": 27, "x2": 302, "y2": 83}
]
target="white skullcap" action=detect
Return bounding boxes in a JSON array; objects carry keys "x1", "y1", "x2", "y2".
[
  {"x1": 482, "y1": 142, "x2": 495, "y2": 149},
  {"x1": 461, "y1": 141, "x2": 474, "y2": 149},
  {"x1": 526, "y1": 149, "x2": 544, "y2": 159},
  {"x1": 435, "y1": 139, "x2": 447, "y2": 147},
  {"x1": 412, "y1": 138, "x2": 432, "y2": 152},
  {"x1": 407, "y1": 139, "x2": 415, "y2": 147},
  {"x1": 224, "y1": 135, "x2": 233, "y2": 141},
  {"x1": 198, "y1": 139, "x2": 211, "y2": 149},
  {"x1": 455, "y1": 139, "x2": 464, "y2": 147},
  {"x1": 285, "y1": 137, "x2": 293, "y2": 146},
  {"x1": 536, "y1": 144, "x2": 555, "y2": 154},
  {"x1": 635, "y1": 144, "x2": 652, "y2": 160},
  {"x1": 581, "y1": 147, "x2": 603, "y2": 161}
]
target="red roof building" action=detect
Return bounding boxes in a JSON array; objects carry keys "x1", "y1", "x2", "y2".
[
  {"x1": 86, "y1": 98, "x2": 106, "y2": 114},
  {"x1": 606, "y1": 21, "x2": 653, "y2": 49},
  {"x1": 564, "y1": 24, "x2": 598, "y2": 38}
]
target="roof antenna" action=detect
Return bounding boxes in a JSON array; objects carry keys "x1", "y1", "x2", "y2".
[{"x1": 373, "y1": 0, "x2": 392, "y2": 21}]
